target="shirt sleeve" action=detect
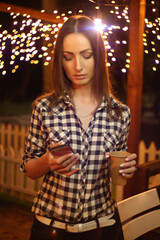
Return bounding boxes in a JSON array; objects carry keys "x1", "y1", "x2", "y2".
[{"x1": 20, "y1": 101, "x2": 47, "y2": 172}]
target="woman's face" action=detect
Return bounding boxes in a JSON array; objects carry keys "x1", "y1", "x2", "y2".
[{"x1": 62, "y1": 33, "x2": 95, "y2": 89}]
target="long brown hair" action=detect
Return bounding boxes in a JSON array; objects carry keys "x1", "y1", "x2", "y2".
[{"x1": 33, "y1": 15, "x2": 121, "y2": 116}]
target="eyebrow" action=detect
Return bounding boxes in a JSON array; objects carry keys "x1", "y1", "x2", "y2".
[{"x1": 63, "y1": 48, "x2": 92, "y2": 54}]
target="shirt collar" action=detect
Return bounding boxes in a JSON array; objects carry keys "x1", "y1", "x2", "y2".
[
  {"x1": 97, "y1": 95, "x2": 119, "y2": 112},
  {"x1": 54, "y1": 93, "x2": 119, "y2": 114},
  {"x1": 53, "y1": 92, "x2": 74, "y2": 114}
]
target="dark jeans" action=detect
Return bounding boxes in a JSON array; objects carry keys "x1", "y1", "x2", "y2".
[{"x1": 29, "y1": 209, "x2": 124, "y2": 240}]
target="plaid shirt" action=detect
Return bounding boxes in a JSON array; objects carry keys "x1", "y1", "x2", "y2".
[{"x1": 21, "y1": 94, "x2": 131, "y2": 223}]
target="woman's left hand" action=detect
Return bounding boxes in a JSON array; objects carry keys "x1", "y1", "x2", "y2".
[
  {"x1": 118, "y1": 153, "x2": 137, "y2": 179},
  {"x1": 105, "y1": 152, "x2": 137, "y2": 179}
]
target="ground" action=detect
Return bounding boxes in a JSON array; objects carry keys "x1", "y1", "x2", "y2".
[{"x1": 0, "y1": 199, "x2": 33, "y2": 240}]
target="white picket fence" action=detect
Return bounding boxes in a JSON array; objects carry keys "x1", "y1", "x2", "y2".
[{"x1": 0, "y1": 123, "x2": 160, "y2": 203}]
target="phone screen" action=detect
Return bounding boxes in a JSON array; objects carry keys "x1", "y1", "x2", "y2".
[{"x1": 49, "y1": 144, "x2": 73, "y2": 157}]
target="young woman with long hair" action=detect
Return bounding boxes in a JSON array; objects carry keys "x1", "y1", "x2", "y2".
[{"x1": 20, "y1": 15, "x2": 136, "y2": 240}]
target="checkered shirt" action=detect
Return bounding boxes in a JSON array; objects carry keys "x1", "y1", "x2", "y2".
[{"x1": 21, "y1": 94, "x2": 131, "y2": 224}]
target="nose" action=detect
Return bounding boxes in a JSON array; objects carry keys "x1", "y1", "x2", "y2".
[{"x1": 75, "y1": 56, "x2": 83, "y2": 72}]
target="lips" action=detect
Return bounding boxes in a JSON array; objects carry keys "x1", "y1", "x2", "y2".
[{"x1": 73, "y1": 74, "x2": 86, "y2": 80}]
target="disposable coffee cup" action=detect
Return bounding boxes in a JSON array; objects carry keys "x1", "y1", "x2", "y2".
[{"x1": 110, "y1": 151, "x2": 131, "y2": 185}]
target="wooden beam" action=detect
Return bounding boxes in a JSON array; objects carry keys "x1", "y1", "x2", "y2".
[
  {"x1": 0, "y1": 2, "x2": 63, "y2": 23},
  {"x1": 124, "y1": 0, "x2": 146, "y2": 199}
]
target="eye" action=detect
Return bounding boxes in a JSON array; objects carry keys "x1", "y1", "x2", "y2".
[
  {"x1": 63, "y1": 54, "x2": 73, "y2": 61},
  {"x1": 82, "y1": 52, "x2": 93, "y2": 59}
]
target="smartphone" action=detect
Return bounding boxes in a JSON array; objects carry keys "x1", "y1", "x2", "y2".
[{"x1": 49, "y1": 144, "x2": 74, "y2": 157}]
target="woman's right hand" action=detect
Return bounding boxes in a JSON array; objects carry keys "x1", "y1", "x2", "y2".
[{"x1": 47, "y1": 150, "x2": 80, "y2": 176}]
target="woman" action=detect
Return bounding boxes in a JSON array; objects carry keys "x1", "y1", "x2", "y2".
[{"x1": 20, "y1": 15, "x2": 137, "y2": 240}]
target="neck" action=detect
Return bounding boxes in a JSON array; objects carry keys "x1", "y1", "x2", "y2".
[{"x1": 72, "y1": 85, "x2": 94, "y2": 103}]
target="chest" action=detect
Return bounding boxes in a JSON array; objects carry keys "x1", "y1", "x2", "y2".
[{"x1": 44, "y1": 110, "x2": 123, "y2": 156}]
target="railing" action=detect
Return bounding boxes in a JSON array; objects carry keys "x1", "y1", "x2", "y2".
[{"x1": 0, "y1": 123, "x2": 160, "y2": 202}]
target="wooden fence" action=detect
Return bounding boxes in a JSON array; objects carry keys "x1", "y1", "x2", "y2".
[
  {"x1": 0, "y1": 123, "x2": 160, "y2": 203},
  {"x1": 0, "y1": 145, "x2": 43, "y2": 202}
]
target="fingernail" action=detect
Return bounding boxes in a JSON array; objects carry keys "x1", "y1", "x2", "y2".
[
  {"x1": 69, "y1": 152, "x2": 73, "y2": 156},
  {"x1": 75, "y1": 154, "x2": 79, "y2": 158},
  {"x1": 119, "y1": 170, "x2": 124, "y2": 173},
  {"x1": 120, "y1": 163, "x2": 125, "y2": 167},
  {"x1": 105, "y1": 154, "x2": 110, "y2": 158}
]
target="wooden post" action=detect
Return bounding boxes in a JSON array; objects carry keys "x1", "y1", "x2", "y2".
[
  {"x1": 124, "y1": 0, "x2": 146, "y2": 198},
  {"x1": 42, "y1": 0, "x2": 58, "y2": 92}
]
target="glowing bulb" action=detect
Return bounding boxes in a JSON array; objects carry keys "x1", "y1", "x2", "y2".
[
  {"x1": 122, "y1": 68, "x2": 127, "y2": 73},
  {"x1": 111, "y1": 57, "x2": 116, "y2": 61},
  {"x1": 123, "y1": 27, "x2": 128, "y2": 31},
  {"x1": 94, "y1": 19, "x2": 104, "y2": 33},
  {"x1": 15, "y1": 65, "x2": 19, "y2": 69},
  {"x1": 46, "y1": 56, "x2": 51, "y2": 61}
]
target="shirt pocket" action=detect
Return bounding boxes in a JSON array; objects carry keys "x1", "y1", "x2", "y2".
[
  {"x1": 103, "y1": 131, "x2": 119, "y2": 152},
  {"x1": 48, "y1": 128, "x2": 71, "y2": 146}
]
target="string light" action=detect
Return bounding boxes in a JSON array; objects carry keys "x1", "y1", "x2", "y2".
[{"x1": 0, "y1": 1, "x2": 160, "y2": 76}]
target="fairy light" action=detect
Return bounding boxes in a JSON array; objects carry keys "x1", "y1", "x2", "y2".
[
  {"x1": 106, "y1": 62, "x2": 111, "y2": 67},
  {"x1": 122, "y1": 68, "x2": 127, "y2": 73},
  {"x1": 53, "y1": 10, "x2": 58, "y2": 14},
  {"x1": 94, "y1": 18, "x2": 104, "y2": 33},
  {"x1": 0, "y1": 1, "x2": 159, "y2": 76}
]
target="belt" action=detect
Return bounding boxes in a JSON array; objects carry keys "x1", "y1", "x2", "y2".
[{"x1": 36, "y1": 213, "x2": 116, "y2": 233}]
